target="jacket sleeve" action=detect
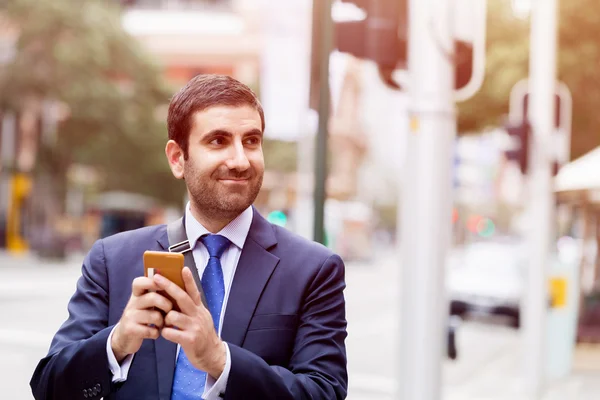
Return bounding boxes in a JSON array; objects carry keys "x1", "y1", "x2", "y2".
[
  {"x1": 30, "y1": 239, "x2": 119, "y2": 400},
  {"x1": 224, "y1": 254, "x2": 348, "y2": 400}
]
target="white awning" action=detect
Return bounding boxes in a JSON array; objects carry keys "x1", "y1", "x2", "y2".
[{"x1": 555, "y1": 146, "x2": 600, "y2": 193}]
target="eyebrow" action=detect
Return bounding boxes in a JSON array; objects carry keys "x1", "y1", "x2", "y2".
[{"x1": 203, "y1": 128, "x2": 263, "y2": 140}]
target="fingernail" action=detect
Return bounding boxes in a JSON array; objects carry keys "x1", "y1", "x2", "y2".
[{"x1": 154, "y1": 274, "x2": 165, "y2": 283}]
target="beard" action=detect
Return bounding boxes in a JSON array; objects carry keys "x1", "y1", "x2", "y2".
[{"x1": 184, "y1": 160, "x2": 263, "y2": 221}]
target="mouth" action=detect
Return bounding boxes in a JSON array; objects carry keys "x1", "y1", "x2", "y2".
[{"x1": 218, "y1": 178, "x2": 250, "y2": 184}]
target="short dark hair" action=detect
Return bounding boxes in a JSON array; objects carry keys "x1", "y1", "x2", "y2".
[{"x1": 167, "y1": 74, "x2": 265, "y2": 158}]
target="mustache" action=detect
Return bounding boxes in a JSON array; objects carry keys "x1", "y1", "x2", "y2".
[{"x1": 214, "y1": 169, "x2": 254, "y2": 180}]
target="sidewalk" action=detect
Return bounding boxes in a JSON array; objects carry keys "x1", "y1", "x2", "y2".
[
  {"x1": 574, "y1": 343, "x2": 600, "y2": 372},
  {"x1": 444, "y1": 343, "x2": 600, "y2": 399},
  {"x1": 0, "y1": 249, "x2": 84, "y2": 268},
  {"x1": 0, "y1": 250, "x2": 83, "y2": 300},
  {"x1": 347, "y1": 321, "x2": 600, "y2": 400}
]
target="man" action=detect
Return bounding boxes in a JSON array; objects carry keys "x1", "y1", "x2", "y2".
[{"x1": 30, "y1": 75, "x2": 348, "y2": 400}]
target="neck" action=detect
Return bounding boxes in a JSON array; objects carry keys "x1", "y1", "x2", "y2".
[{"x1": 189, "y1": 202, "x2": 238, "y2": 233}]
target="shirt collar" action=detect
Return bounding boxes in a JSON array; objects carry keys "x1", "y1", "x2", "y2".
[{"x1": 184, "y1": 202, "x2": 253, "y2": 250}]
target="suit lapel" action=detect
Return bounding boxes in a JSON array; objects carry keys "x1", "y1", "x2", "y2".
[
  {"x1": 156, "y1": 227, "x2": 169, "y2": 252},
  {"x1": 221, "y1": 208, "x2": 279, "y2": 347}
]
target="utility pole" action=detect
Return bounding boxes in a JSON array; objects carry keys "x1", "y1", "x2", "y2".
[
  {"x1": 398, "y1": 0, "x2": 456, "y2": 398},
  {"x1": 312, "y1": 0, "x2": 333, "y2": 245},
  {"x1": 523, "y1": 0, "x2": 558, "y2": 397}
]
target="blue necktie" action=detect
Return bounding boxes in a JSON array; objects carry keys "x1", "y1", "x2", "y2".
[{"x1": 171, "y1": 234, "x2": 231, "y2": 399}]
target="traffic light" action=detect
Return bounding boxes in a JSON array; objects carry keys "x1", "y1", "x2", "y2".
[
  {"x1": 309, "y1": 0, "x2": 475, "y2": 106},
  {"x1": 309, "y1": 0, "x2": 404, "y2": 108},
  {"x1": 334, "y1": 0, "x2": 407, "y2": 69},
  {"x1": 330, "y1": 0, "x2": 407, "y2": 92},
  {"x1": 454, "y1": 41, "x2": 474, "y2": 92},
  {"x1": 504, "y1": 120, "x2": 531, "y2": 174}
]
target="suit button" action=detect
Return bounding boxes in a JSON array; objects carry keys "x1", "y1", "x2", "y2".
[{"x1": 83, "y1": 389, "x2": 88, "y2": 398}]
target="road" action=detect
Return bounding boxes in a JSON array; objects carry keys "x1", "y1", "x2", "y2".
[{"x1": 1, "y1": 249, "x2": 598, "y2": 399}]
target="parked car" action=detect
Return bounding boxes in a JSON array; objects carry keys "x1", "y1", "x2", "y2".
[{"x1": 447, "y1": 240, "x2": 525, "y2": 328}]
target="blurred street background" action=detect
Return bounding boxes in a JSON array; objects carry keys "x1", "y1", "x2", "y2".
[{"x1": 1, "y1": 0, "x2": 600, "y2": 399}]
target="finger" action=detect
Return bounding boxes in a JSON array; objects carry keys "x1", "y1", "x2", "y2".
[
  {"x1": 164, "y1": 310, "x2": 190, "y2": 329},
  {"x1": 154, "y1": 274, "x2": 195, "y2": 315},
  {"x1": 136, "y1": 292, "x2": 173, "y2": 314},
  {"x1": 135, "y1": 310, "x2": 164, "y2": 329},
  {"x1": 133, "y1": 324, "x2": 160, "y2": 340},
  {"x1": 161, "y1": 326, "x2": 187, "y2": 345},
  {"x1": 182, "y1": 267, "x2": 202, "y2": 306},
  {"x1": 132, "y1": 277, "x2": 160, "y2": 297}
]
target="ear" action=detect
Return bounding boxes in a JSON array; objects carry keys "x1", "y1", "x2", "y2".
[{"x1": 165, "y1": 140, "x2": 185, "y2": 179}]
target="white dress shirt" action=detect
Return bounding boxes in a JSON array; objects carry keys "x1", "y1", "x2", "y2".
[{"x1": 106, "y1": 204, "x2": 253, "y2": 399}]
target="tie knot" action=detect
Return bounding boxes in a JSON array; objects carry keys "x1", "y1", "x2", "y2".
[{"x1": 200, "y1": 234, "x2": 231, "y2": 259}]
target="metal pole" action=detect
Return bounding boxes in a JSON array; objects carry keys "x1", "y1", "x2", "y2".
[
  {"x1": 296, "y1": 114, "x2": 316, "y2": 240},
  {"x1": 523, "y1": 0, "x2": 558, "y2": 397},
  {"x1": 398, "y1": 0, "x2": 456, "y2": 398},
  {"x1": 509, "y1": 78, "x2": 530, "y2": 123},
  {"x1": 313, "y1": 0, "x2": 333, "y2": 245}
]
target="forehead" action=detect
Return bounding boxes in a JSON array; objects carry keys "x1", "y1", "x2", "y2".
[{"x1": 190, "y1": 105, "x2": 262, "y2": 136}]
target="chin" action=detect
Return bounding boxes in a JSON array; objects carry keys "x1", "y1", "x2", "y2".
[{"x1": 218, "y1": 196, "x2": 253, "y2": 213}]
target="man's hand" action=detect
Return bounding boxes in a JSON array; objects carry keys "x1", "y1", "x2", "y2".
[
  {"x1": 111, "y1": 277, "x2": 173, "y2": 363},
  {"x1": 154, "y1": 267, "x2": 227, "y2": 379}
]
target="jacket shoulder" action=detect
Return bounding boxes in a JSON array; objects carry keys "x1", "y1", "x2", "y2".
[
  {"x1": 100, "y1": 224, "x2": 166, "y2": 251},
  {"x1": 271, "y1": 224, "x2": 340, "y2": 263}
]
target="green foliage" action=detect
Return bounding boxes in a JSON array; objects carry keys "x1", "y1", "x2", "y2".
[
  {"x1": 0, "y1": 0, "x2": 184, "y2": 205},
  {"x1": 458, "y1": 0, "x2": 529, "y2": 134},
  {"x1": 558, "y1": 0, "x2": 600, "y2": 159},
  {"x1": 263, "y1": 138, "x2": 297, "y2": 172},
  {"x1": 459, "y1": 0, "x2": 600, "y2": 161}
]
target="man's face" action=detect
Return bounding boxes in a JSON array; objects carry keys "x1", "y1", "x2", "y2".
[{"x1": 183, "y1": 105, "x2": 264, "y2": 220}]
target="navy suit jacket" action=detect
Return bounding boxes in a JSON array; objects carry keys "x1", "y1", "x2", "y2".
[{"x1": 30, "y1": 209, "x2": 348, "y2": 399}]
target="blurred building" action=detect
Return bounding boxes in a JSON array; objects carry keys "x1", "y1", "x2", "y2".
[{"x1": 120, "y1": 0, "x2": 260, "y2": 87}]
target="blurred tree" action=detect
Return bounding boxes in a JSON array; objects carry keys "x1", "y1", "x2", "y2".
[
  {"x1": 0, "y1": 0, "x2": 183, "y2": 210},
  {"x1": 457, "y1": 0, "x2": 529, "y2": 134},
  {"x1": 458, "y1": 0, "x2": 600, "y2": 161},
  {"x1": 263, "y1": 139, "x2": 297, "y2": 173},
  {"x1": 558, "y1": 0, "x2": 600, "y2": 160}
]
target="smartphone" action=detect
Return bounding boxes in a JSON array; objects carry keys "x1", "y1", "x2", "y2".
[{"x1": 143, "y1": 250, "x2": 185, "y2": 312}]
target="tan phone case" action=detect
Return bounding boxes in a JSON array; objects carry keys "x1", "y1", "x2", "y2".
[{"x1": 143, "y1": 251, "x2": 185, "y2": 311}]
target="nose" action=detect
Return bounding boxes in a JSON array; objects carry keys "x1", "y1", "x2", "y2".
[{"x1": 226, "y1": 140, "x2": 251, "y2": 172}]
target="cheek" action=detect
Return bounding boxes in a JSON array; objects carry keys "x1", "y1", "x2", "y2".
[
  {"x1": 186, "y1": 151, "x2": 219, "y2": 176},
  {"x1": 249, "y1": 152, "x2": 265, "y2": 172}
]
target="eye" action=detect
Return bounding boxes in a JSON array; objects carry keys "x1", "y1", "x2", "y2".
[
  {"x1": 209, "y1": 136, "x2": 226, "y2": 146},
  {"x1": 245, "y1": 136, "x2": 261, "y2": 146}
]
